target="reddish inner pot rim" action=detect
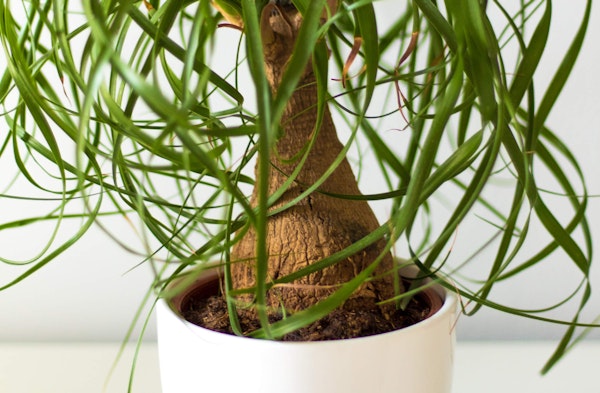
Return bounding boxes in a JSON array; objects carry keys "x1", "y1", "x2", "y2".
[{"x1": 169, "y1": 269, "x2": 444, "y2": 328}]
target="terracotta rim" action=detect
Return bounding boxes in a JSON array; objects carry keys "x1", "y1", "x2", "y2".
[
  {"x1": 169, "y1": 269, "x2": 222, "y2": 317},
  {"x1": 170, "y1": 268, "x2": 444, "y2": 325}
]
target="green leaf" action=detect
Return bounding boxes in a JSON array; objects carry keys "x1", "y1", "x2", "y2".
[
  {"x1": 351, "y1": 0, "x2": 378, "y2": 110},
  {"x1": 534, "y1": 0, "x2": 592, "y2": 131},
  {"x1": 509, "y1": 0, "x2": 551, "y2": 108},
  {"x1": 414, "y1": 0, "x2": 457, "y2": 52}
]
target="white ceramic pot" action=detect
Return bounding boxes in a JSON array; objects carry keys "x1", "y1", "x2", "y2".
[{"x1": 157, "y1": 269, "x2": 457, "y2": 393}]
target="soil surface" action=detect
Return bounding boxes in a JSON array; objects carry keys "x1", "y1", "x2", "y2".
[{"x1": 182, "y1": 287, "x2": 433, "y2": 341}]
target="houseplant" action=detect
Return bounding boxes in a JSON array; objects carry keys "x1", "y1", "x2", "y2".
[{"x1": 0, "y1": 0, "x2": 596, "y2": 390}]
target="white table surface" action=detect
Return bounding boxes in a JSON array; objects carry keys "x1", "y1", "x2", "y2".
[{"x1": 0, "y1": 341, "x2": 598, "y2": 392}]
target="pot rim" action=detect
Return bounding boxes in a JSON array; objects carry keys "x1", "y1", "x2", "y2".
[{"x1": 161, "y1": 267, "x2": 458, "y2": 346}]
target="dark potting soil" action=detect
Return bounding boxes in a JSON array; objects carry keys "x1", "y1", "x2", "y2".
[{"x1": 182, "y1": 290, "x2": 433, "y2": 341}]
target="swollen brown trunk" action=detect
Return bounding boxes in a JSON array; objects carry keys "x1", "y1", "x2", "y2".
[{"x1": 231, "y1": 3, "x2": 399, "y2": 317}]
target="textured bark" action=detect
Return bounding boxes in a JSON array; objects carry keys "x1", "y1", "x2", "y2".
[{"x1": 231, "y1": 3, "x2": 400, "y2": 315}]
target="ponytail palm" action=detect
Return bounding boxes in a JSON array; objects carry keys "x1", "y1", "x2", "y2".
[{"x1": 0, "y1": 0, "x2": 595, "y2": 371}]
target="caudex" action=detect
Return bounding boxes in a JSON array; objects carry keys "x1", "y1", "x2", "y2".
[{"x1": 221, "y1": 0, "x2": 403, "y2": 332}]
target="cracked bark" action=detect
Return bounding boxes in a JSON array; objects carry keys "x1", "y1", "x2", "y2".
[{"x1": 231, "y1": 2, "x2": 400, "y2": 317}]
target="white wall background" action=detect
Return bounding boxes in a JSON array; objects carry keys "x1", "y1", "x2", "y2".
[{"x1": 0, "y1": 2, "x2": 599, "y2": 342}]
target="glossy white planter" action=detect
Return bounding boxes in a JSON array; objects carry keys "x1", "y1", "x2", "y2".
[{"x1": 157, "y1": 270, "x2": 457, "y2": 393}]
